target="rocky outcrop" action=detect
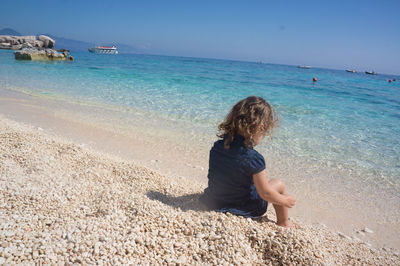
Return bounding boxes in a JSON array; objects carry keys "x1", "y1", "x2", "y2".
[
  {"x1": 0, "y1": 35, "x2": 55, "y2": 50},
  {"x1": 38, "y1": 35, "x2": 55, "y2": 48},
  {"x1": 3, "y1": 34, "x2": 74, "y2": 61},
  {"x1": 14, "y1": 48, "x2": 74, "y2": 61}
]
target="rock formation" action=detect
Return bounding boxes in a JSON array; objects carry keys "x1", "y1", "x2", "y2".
[
  {"x1": 14, "y1": 48, "x2": 74, "y2": 61},
  {"x1": 0, "y1": 35, "x2": 54, "y2": 50},
  {"x1": 0, "y1": 34, "x2": 74, "y2": 61},
  {"x1": 38, "y1": 35, "x2": 55, "y2": 48}
]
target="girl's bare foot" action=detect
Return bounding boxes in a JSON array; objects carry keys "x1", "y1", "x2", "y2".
[{"x1": 277, "y1": 219, "x2": 294, "y2": 228}]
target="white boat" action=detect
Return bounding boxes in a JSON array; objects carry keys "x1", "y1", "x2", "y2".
[
  {"x1": 88, "y1": 45, "x2": 118, "y2": 54},
  {"x1": 365, "y1": 71, "x2": 377, "y2": 75},
  {"x1": 346, "y1": 69, "x2": 357, "y2": 73},
  {"x1": 297, "y1": 65, "x2": 311, "y2": 69}
]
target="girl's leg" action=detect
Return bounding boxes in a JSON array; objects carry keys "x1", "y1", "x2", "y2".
[{"x1": 268, "y1": 178, "x2": 293, "y2": 228}]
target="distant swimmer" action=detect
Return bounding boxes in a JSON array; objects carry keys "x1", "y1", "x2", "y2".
[{"x1": 313, "y1": 77, "x2": 317, "y2": 82}]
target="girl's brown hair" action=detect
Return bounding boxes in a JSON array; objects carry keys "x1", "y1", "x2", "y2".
[{"x1": 218, "y1": 96, "x2": 278, "y2": 148}]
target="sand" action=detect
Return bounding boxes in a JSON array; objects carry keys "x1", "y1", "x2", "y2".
[{"x1": 1, "y1": 113, "x2": 399, "y2": 264}]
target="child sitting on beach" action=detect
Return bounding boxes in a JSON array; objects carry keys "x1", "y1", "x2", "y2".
[{"x1": 200, "y1": 96, "x2": 295, "y2": 227}]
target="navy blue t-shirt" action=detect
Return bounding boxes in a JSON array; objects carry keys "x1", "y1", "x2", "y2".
[{"x1": 201, "y1": 134, "x2": 266, "y2": 215}]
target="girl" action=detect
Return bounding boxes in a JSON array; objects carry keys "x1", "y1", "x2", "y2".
[{"x1": 200, "y1": 96, "x2": 295, "y2": 227}]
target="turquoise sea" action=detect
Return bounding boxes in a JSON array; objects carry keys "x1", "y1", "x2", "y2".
[{"x1": 1, "y1": 50, "x2": 400, "y2": 198}]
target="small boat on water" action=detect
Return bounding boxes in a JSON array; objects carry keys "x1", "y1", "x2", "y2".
[
  {"x1": 88, "y1": 45, "x2": 118, "y2": 54},
  {"x1": 346, "y1": 69, "x2": 357, "y2": 73},
  {"x1": 365, "y1": 71, "x2": 377, "y2": 75},
  {"x1": 298, "y1": 65, "x2": 311, "y2": 69}
]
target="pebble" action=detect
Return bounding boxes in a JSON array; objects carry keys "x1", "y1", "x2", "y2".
[
  {"x1": 209, "y1": 235, "x2": 221, "y2": 240},
  {"x1": 363, "y1": 227, "x2": 374, "y2": 234},
  {"x1": 176, "y1": 255, "x2": 187, "y2": 264},
  {"x1": 357, "y1": 230, "x2": 366, "y2": 236},
  {"x1": 337, "y1": 232, "x2": 345, "y2": 238},
  {"x1": 196, "y1": 233, "x2": 206, "y2": 239},
  {"x1": 363, "y1": 242, "x2": 372, "y2": 247},
  {"x1": 337, "y1": 232, "x2": 352, "y2": 241},
  {"x1": 94, "y1": 243, "x2": 101, "y2": 255}
]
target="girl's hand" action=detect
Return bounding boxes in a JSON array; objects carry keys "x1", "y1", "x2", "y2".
[{"x1": 284, "y1": 195, "x2": 296, "y2": 208}]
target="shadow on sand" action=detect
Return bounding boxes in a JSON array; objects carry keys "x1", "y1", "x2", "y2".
[
  {"x1": 146, "y1": 190, "x2": 276, "y2": 224},
  {"x1": 146, "y1": 191, "x2": 209, "y2": 212}
]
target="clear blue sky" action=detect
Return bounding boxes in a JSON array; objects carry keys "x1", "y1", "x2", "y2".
[{"x1": 1, "y1": 0, "x2": 400, "y2": 75}]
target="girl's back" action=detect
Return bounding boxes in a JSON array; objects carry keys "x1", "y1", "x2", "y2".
[{"x1": 203, "y1": 134, "x2": 265, "y2": 209}]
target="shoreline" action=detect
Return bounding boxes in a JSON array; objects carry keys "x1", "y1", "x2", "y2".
[
  {"x1": 0, "y1": 87, "x2": 399, "y2": 252},
  {"x1": 0, "y1": 114, "x2": 399, "y2": 264},
  {"x1": 0, "y1": 87, "x2": 211, "y2": 183}
]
